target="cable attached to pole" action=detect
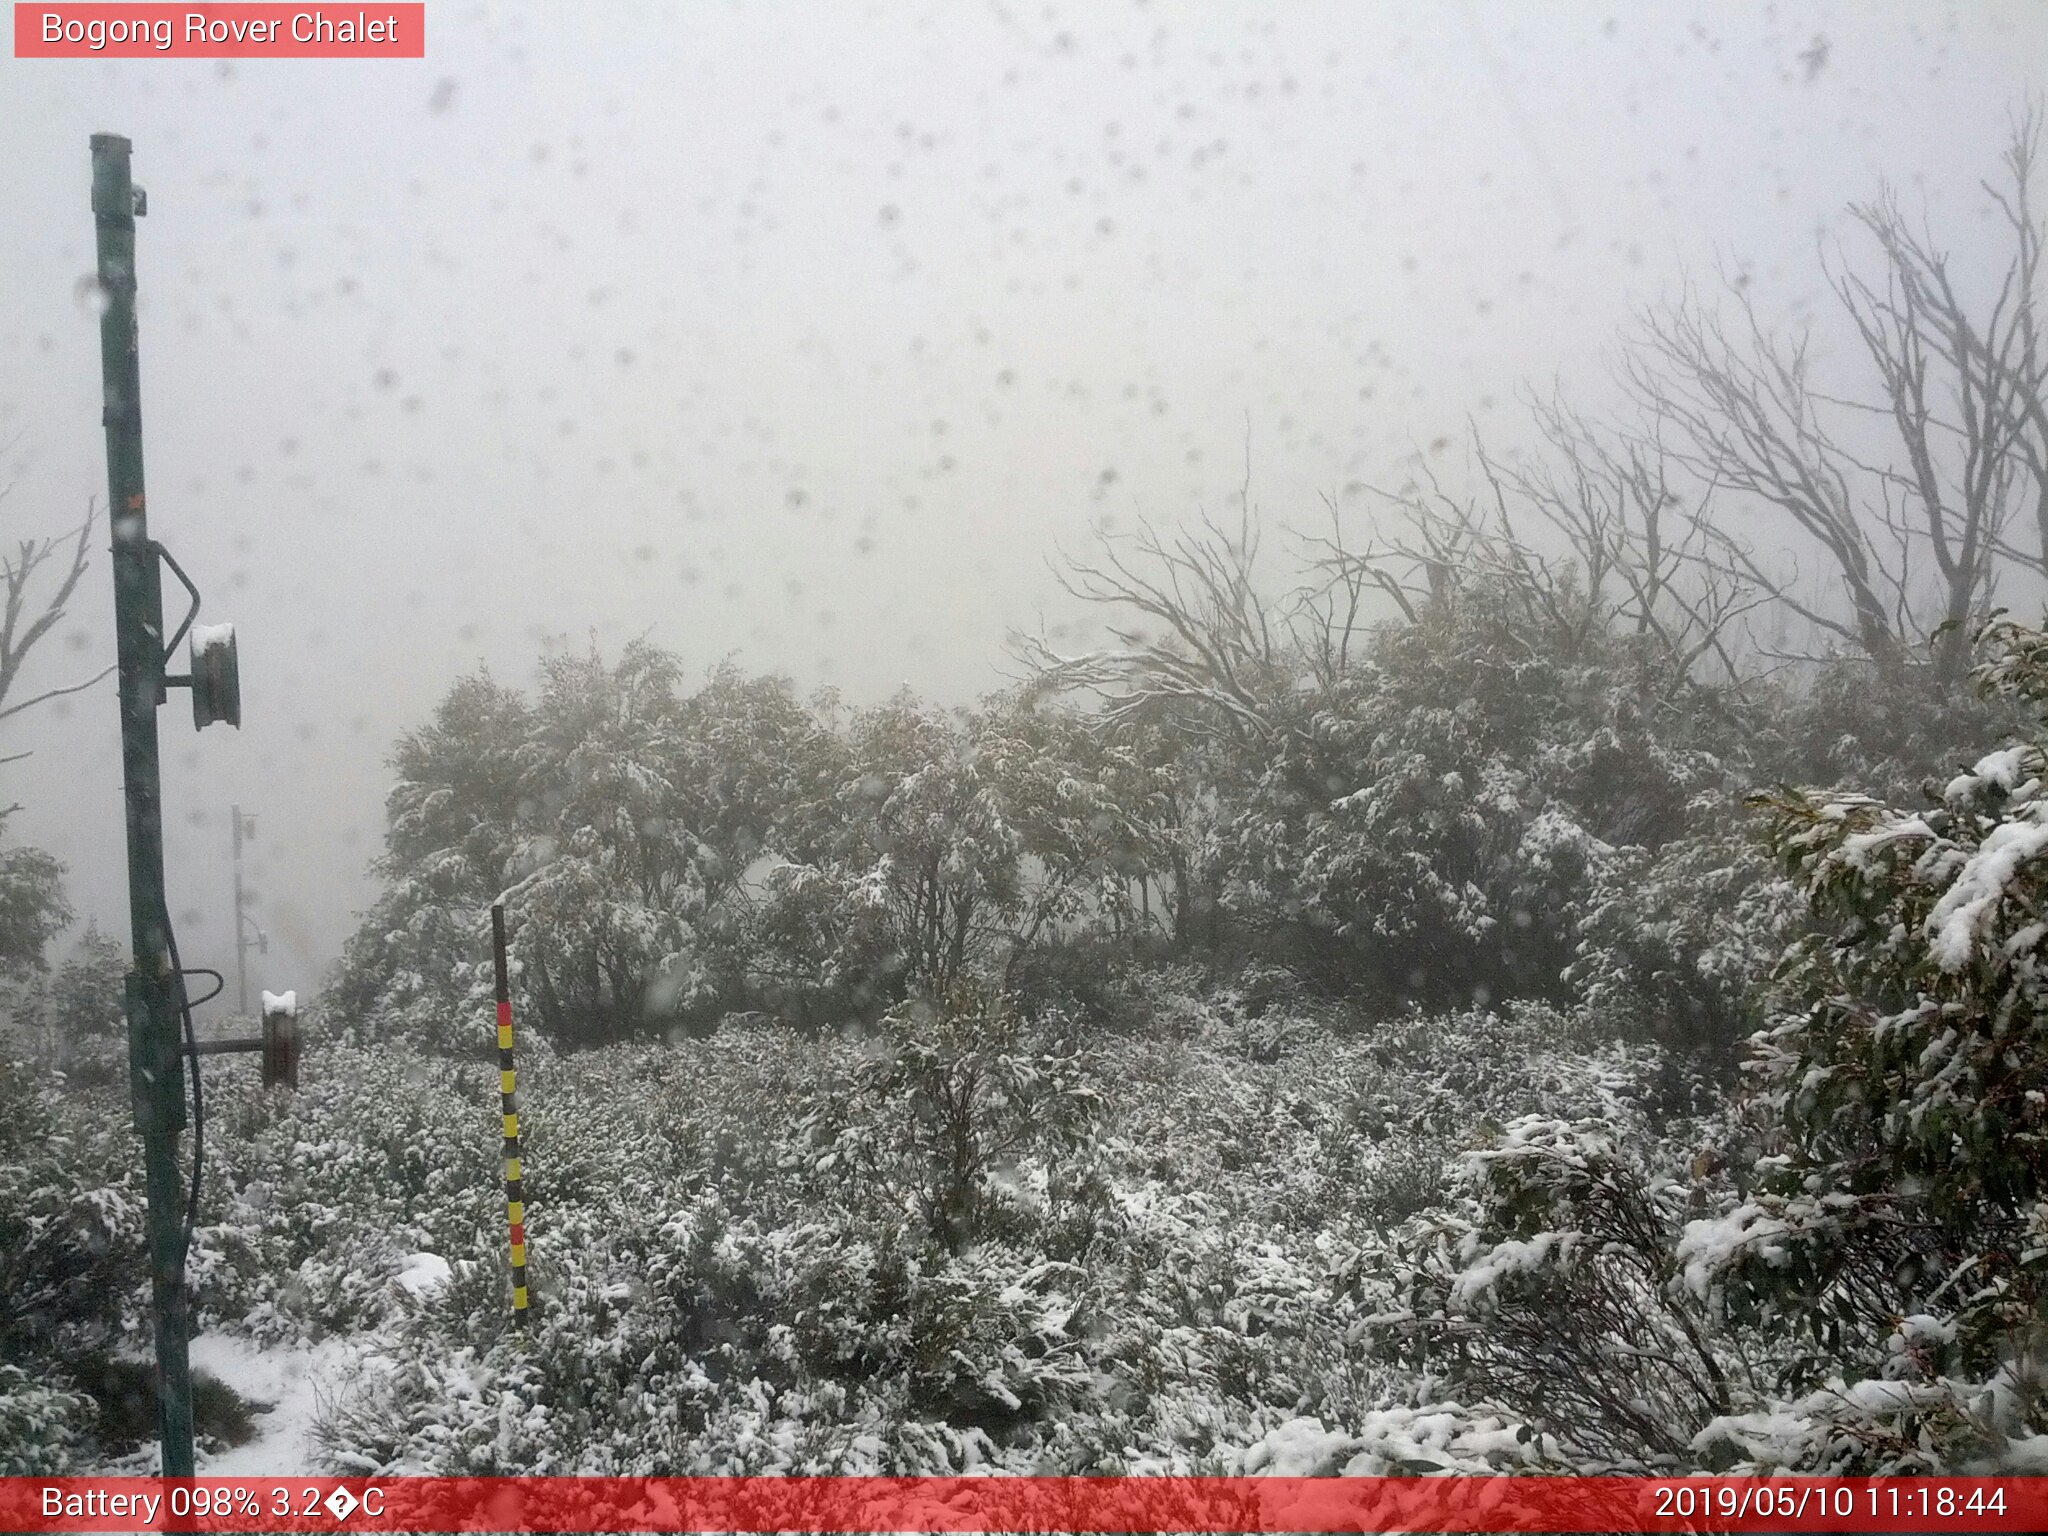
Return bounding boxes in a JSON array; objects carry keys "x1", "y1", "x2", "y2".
[{"x1": 165, "y1": 928, "x2": 205, "y2": 1275}]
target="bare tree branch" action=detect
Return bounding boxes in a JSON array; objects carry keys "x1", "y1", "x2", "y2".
[{"x1": 0, "y1": 491, "x2": 110, "y2": 752}]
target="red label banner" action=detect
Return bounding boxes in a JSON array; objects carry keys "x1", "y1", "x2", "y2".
[
  {"x1": 2, "y1": 1476, "x2": 2044, "y2": 1533},
  {"x1": 13, "y1": 5, "x2": 424, "y2": 57}
]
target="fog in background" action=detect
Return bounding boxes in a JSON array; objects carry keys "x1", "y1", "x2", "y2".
[{"x1": 0, "y1": 0, "x2": 2041, "y2": 1010}]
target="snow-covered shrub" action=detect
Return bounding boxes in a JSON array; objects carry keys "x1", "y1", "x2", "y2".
[
  {"x1": 1387, "y1": 618, "x2": 2048, "y2": 1473},
  {"x1": 118, "y1": 982, "x2": 1708, "y2": 1479},
  {"x1": 796, "y1": 984, "x2": 1105, "y2": 1254},
  {"x1": 337, "y1": 649, "x2": 1173, "y2": 1047},
  {"x1": 1001, "y1": 935, "x2": 1154, "y2": 1029},
  {"x1": 0, "y1": 837, "x2": 70, "y2": 984},
  {"x1": 1217, "y1": 589, "x2": 1729, "y2": 1008},
  {"x1": 0, "y1": 1048, "x2": 148, "y2": 1466},
  {"x1": 0, "y1": 1364, "x2": 95, "y2": 1474},
  {"x1": 1380, "y1": 1111, "x2": 1740, "y2": 1471},
  {"x1": 1762, "y1": 654, "x2": 2021, "y2": 804},
  {"x1": 752, "y1": 694, "x2": 1154, "y2": 1020},
  {"x1": 194, "y1": 1043, "x2": 499, "y2": 1341},
  {"x1": 1569, "y1": 798, "x2": 1806, "y2": 1064},
  {"x1": 745, "y1": 858, "x2": 903, "y2": 1026},
  {"x1": 508, "y1": 645, "x2": 730, "y2": 1044},
  {"x1": 332, "y1": 651, "x2": 856, "y2": 1049},
  {"x1": 1314, "y1": 1002, "x2": 1695, "y2": 1228},
  {"x1": 326, "y1": 669, "x2": 531, "y2": 1051},
  {"x1": 15, "y1": 923, "x2": 129, "y2": 1083},
  {"x1": 0, "y1": 1052, "x2": 147, "y2": 1356},
  {"x1": 314, "y1": 1193, "x2": 1102, "y2": 1474},
  {"x1": 895, "y1": 1244, "x2": 1102, "y2": 1434},
  {"x1": 1231, "y1": 1404, "x2": 1563, "y2": 1476},
  {"x1": 1691, "y1": 616, "x2": 2048, "y2": 1468}
]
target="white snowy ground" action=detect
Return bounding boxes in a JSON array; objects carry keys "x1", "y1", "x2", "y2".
[
  {"x1": 176, "y1": 1253, "x2": 451, "y2": 1474},
  {"x1": 188, "y1": 1334, "x2": 350, "y2": 1474}
]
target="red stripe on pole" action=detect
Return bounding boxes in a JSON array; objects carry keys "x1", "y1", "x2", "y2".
[
  {"x1": 491, "y1": 902, "x2": 528, "y2": 1327},
  {"x1": 4, "y1": 1477, "x2": 2043, "y2": 1533}
]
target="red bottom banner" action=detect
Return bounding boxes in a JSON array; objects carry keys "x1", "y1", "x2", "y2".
[{"x1": 4, "y1": 1475, "x2": 2043, "y2": 1534}]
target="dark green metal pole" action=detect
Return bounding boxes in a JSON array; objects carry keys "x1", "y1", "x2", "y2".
[{"x1": 92, "y1": 131, "x2": 195, "y2": 1480}]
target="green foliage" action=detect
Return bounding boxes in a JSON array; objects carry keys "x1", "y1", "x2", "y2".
[
  {"x1": 1219, "y1": 584, "x2": 1730, "y2": 1009},
  {"x1": 0, "y1": 1364, "x2": 94, "y2": 1474},
  {"x1": 0, "y1": 840, "x2": 69, "y2": 982},
  {"x1": 0, "y1": 1046, "x2": 148, "y2": 1470},
  {"x1": 1391, "y1": 617, "x2": 2048, "y2": 1475},
  {"x1": 796, "y1": 983, "x2": 1105, "y2": 1255},
  {"x1": 1690, "y1": 619, "x2": 2048, "y2": 1460}
]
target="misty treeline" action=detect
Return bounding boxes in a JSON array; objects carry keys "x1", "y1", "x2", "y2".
[
  {"x1": 6, "y1": 126, "x2": 2048, "y2": 1476},
  {"x1": 337, "y1": 120, "x2": 2048, "y2": 1059},
  {"x1": 264, "y1": 123, "x2": 2048, "y2": 1472}
]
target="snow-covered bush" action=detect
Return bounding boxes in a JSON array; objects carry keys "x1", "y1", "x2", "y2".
[
  {"x1": 1218, "y1": 588, "x2": 1729, "y2": 1009},
  {"x1": 1762, "y1": 654, "x2": 2021, "y2": 804},
  {"x1": 149, "y1": 997, "x2": 1635, "y2": 1474},
  {"x1": 0, "y1": 1364, "x2": 95, "y2": 1474},
  {"x1": 194, "y1": 1042, "x2": 499, "y2": 1342},
  {"x1": 0, "y1": 837, "x2": 70, "y2": 984},
  {"x1": 22, "y1": 922, "x2": 128, "y2": 1081},
  {"x1": 1694, "y1": 617, "x2": 2048, "y2": 1468},
  {"x1": 0, "y1": 1047, "x2": 147, "y2": 1469},
  {"x1": 752, "y1": 694, "x2": 1155, "y2": 1019},
  {"x1": 1388, "y1": 617, "x2": 2048, "y2": 1474},
  {"x1": 795, "y1": 984, "x2": 1105, "y2": 1255},
  {"x1": 1381, "y1": 1111, "x2": 1740, "y2": 1471},
  {"x1": 1569, "y1": 799, "x2": 1806, "y2": 1063},
  {"x1": 336, "y1": 651, "x2": 1168, "y2": 1047},
  {"x1": 331, "y1": 650, "x2": 858, "y2": 1049}
]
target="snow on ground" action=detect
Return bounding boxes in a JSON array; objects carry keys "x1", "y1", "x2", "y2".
[
  {"x1": 394, "y1": 1251, "x2": 452, "y2": 1299},
  {"x1": 186, "y1": 1254, "x2": 446, "y2": 1472},
  {"x1": 189, "y1": 1334, "x2": 355, "y2": 1475}
]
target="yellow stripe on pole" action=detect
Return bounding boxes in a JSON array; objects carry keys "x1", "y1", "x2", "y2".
[{"x1": 493, "y1": 903, "x2": 531, "y2": 1328}]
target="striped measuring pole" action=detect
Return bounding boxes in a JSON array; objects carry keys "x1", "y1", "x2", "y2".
[{"x1": 491, "y1": 903, "x2": 529, "y2": 1326}]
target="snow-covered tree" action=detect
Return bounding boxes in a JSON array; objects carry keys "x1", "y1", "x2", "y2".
[
  {"x1": 336, "y1": 649, "x2": 862, "y2": 1045},
  {"x1": 328, "y1": 670, "x2": 530, "y2": 1049},
  {"x1": 1220, "y1": 579, "x2": 1727, "y2": 1007},
  {"x1": 1693, "y1": 614, "x2": 2048, "y2": 1469},
  {"x1": 1394, "y1": 615, "x2": 2048, "y2": 1474}
]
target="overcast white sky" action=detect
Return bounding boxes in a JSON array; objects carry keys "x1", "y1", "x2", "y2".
[{"x1": 1, "y1": 0, "x2": 2042, "y2": 1007}]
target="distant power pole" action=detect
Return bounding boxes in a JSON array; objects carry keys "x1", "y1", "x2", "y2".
[{"x1": 230, "y1": 804, "x2": 265, "y2": 1014}]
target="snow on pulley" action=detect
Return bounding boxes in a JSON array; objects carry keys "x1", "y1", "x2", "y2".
[{"x1": 188, "y1": 622, "x2": 241, "y2": 729}]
